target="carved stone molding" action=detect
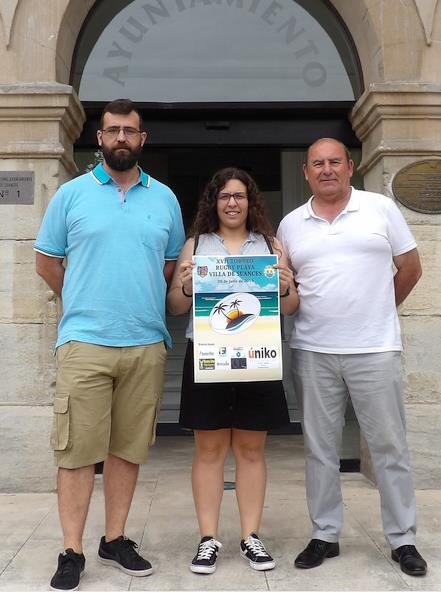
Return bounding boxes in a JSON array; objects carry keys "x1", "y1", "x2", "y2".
[
  {"x1": 0, "y1": 83, "x2": 85, "y2": 175},
  {"x1": 351, "y1": 83, "x2": 441, "y2": 174},
  {"x1": 0, "y1": 0, "x2": 19, "y2": 48},
  {"x1": 413, "y1": 0, "x2": 439, "y2": 45}
]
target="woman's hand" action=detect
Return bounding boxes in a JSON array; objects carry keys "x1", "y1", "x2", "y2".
[
  {"x1": 179, "y1": 259, "x2": 195, "y2": 296},
  {"x1": 275, "y1": 263, "x2": 294, "y2": 296},
  {"x1": 167, "y1": 238, "x2": 196, "y2": 315},
  {"x1": 271, "y1": 238, "x2": 299, "y2": 315}
]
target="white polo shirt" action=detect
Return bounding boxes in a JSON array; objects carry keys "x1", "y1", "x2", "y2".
[{"x1": 277, "y1": 188, "x2": 417, "y2": 354}]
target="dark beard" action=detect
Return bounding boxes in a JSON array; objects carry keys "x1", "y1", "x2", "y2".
[{"x1": 102, "y1": 144, "x2": 142, "y2": 171}]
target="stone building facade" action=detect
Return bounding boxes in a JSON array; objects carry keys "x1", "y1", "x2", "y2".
[{"x1": 0, "y1": 0, "x2": 440, "y2": 491}]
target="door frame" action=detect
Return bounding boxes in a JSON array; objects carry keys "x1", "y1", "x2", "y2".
[
  {"x1": 77, "y1": 102, "x2": 360, "y2": 148},
  {"x1": 75, "y1": 103, "x2": 361, "y2": 468}
]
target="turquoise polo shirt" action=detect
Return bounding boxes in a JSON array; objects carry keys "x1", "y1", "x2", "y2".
[{"x1": 35, "y1": 163, "x2": 185, "y2": 349}]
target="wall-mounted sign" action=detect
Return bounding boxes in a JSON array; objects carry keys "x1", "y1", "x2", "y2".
[
  {"x1": 0, "y1": 172, "x2": 34, "y2": 205},
  {"x1": 79, "y1": 0, "x2": 355, "y2": 102},
  {"x1": 392, "y1": 160, "x2": 441, "y2": 214}
]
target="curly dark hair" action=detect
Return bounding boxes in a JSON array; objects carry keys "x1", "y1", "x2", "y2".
[{"x1": 189, "y1": 167, "x2": 275, "y2": 239}]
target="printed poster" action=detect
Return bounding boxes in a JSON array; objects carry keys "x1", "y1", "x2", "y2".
[{"x1": 192, "y1": 254, "x2": 283, "y2": 383}]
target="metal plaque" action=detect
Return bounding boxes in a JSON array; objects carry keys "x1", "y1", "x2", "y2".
[
  {"x1": 0, "y1": 171, "x2": 34, "y2": 205},
  {"x1": 392, "y1": 160, "x2": 441, "y2": 214}
]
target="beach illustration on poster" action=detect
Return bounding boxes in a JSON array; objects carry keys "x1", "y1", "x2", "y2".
[{"x1": 192, "y1": 254, "x2": 283, "y2": 383}]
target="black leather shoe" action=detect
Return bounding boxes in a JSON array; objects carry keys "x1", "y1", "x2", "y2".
[
  {"x1": 391, "y1": 545, "x2": 427, "y2": 576},
  {"x1": 294, "y1": 539, "x2": 340, "y2": 569}
]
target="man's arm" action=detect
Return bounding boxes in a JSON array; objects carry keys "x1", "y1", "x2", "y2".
[
  {"x1": 163, "y1": 259, "x2": 177, "y2": 288},
  {"x1": 35, "y1": 252, "x2": 65, "y2": 298},
  {"x1": 393, "y1": 248, "x2": 422, "y2": 306}
]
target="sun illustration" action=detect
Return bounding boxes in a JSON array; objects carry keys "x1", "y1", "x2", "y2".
[
  {"x1": 209, "y1": 293, "x2": 261, "y2": 335},
  {"x1": 226, "y1": 309, "x2": 243, "y2": 320}
]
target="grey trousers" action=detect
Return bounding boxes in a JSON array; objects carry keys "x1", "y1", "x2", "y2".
[{"x1": 291, "y1": 349, "x2": 417, "y2": 549}]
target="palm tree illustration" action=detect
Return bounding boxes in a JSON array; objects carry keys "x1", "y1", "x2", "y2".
[
  {"x1": 229, "y1": 298, "x2": 242, "y2": 316},
  {"x1": 213, "y1": 302, "x2": 229, "y2": 318}
]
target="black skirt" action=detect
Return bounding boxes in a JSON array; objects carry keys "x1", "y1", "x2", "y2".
[{"x1": 179, "y1": 341, "x2": 290, "y2": 431}]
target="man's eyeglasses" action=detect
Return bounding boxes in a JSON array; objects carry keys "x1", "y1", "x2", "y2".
[
  {"x1": 217, "y1": 192, "x2": 248, "y2": 202},
  {"x1": 101, "y1": 126, "x2": 142, "y2": 138}
]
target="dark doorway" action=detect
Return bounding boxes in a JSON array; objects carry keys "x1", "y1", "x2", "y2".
[{"x1": 138, "y1": 146, "x2": 281, "y2": 231}]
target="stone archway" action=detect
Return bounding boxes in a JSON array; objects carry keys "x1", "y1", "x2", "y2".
[
  {"x1": 1, "y1": 0, "x2": 440, "y2": 492},
  {"x1": 330, "y1": 0, "x2": 380, "y2": 89},
  {"x1": 55, "y1": 0, "x2": 96, "y2": 84}
]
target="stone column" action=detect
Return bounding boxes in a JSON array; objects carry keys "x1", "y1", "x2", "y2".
[
  {"x1": 351, "y1": 83, "x2": 441, "y2": 488},
  {"x1": 0, "y1": 83, "x2": 85, "y2": 492}
]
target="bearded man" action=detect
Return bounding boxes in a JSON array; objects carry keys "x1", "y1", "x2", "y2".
[{"x1": 35, "y1": 99, "x2": 185, "y2": 591}]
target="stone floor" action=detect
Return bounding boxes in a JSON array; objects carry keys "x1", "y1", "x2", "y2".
[{"x1": 0, "y1": 435, "x2": 439, "y2": 592}]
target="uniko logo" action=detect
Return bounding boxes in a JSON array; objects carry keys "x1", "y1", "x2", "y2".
[{"x1": 248, "y1": 347, "x2": 277, "y2": 359}]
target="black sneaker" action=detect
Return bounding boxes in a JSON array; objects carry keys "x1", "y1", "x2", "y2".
[
  {"x1": 190, "y1": 536, "x2": 222, "y2": 574},
  {"x1": 50, "y1": 549, "x2": 85, "y2": 591},
  {"x1": 97, "y1": 535, "x2": 153, "y2": 576},
  {"x1": 240, "y1": 533, "x2": 275, "y2": 571}
]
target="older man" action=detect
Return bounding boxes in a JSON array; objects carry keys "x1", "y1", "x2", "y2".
[
  {"x1": 35, "y1": 99, "x2": 185, "y2": 591},
  {"x1": 277, "y1": 138, "x2": 427, "y2": 576}
]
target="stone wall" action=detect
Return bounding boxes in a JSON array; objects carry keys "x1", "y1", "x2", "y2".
[
  {"x1": 351, "y1": 82, "x2": 441, "y2": 488},
  {"x1": 0, "y1": 0, "x2": 440, "y2": 491},
  {"x1": 0, "y1": 85, "x2": 85, "y2": 492}
]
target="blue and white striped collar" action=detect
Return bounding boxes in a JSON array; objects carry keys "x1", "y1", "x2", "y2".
[{"x1": 90, "y1": 162, "x2": 150, "y2": 187}]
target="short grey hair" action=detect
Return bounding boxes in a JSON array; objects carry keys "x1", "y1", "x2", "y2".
[{"x1": 304, "y1": 138, "x2": 352, "y2": 165}]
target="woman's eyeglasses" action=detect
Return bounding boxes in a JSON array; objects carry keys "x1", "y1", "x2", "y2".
[{"x1": 217, "y1": 192, "x2": 248, "y2": 202}]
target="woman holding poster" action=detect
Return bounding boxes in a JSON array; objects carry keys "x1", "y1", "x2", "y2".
[{"x1": 167, "y1": 168, "x2": 299, "y2": 575}]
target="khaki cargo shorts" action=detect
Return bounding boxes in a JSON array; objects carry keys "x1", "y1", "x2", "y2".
[{"x1": 51, "y1": 340, "x2": 167, "y2": 469}]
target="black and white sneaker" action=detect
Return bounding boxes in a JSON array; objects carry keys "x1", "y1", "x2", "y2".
[
  {"x1": 190, "y1": 536, "x2": 222, "y2": 574},
  {"x1": 98, "y1": 535, "x2": 153, "y2": 576},
  {"x1": 50, "y1": 548, "x2": 85, "y2": 591},
  {"x1": 240, "y1": 533, "x2": 275, "y2": 571}
]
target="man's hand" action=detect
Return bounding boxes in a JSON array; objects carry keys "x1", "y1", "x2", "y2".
[
  {"x1": 163, "y1": 260, "x2": 177, "y2": 288},
  {"x1": 393, "y1": 248, "x2": 422, "y2": 306},
  {"x1": 35, "y1": 252, "x2": 65, "y2": 298}
]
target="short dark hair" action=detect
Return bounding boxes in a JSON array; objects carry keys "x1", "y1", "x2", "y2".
[
  {"x1": 99, "y1": 99, "x2": 143, "y2": 130},
  {"x1": 304, "y1": 138, "x2": 352, "y2": 165},
  {"x1": 190, "y1": 167, "x2": 274, "y2": 238}
]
